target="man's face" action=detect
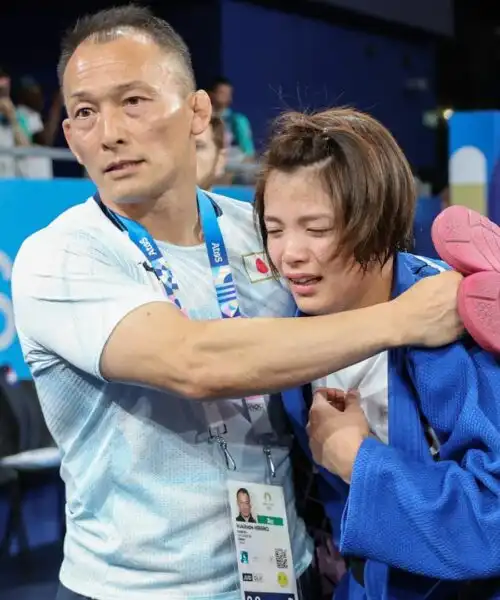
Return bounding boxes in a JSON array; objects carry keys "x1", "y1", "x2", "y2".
[
  {"x1": 62, "y1": 32, "x2": 210, "y2": 206},
  {"x1": 211, "y1": 83, "x2": 232, "y2": 112},
  {"x1": 237, "y1": 492, "x2": 252, "y2": 518},
  {"x1": 196, "y1": 124, "x2": 226, "y2": 189}
]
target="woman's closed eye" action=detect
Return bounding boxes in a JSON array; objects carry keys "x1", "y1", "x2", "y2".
[
  {"x1": 307, "y1": 228, "x2": 333, "y2": 236},
  {"x1": 266, "y1": 228, "x2": 283, "y2": 236}
]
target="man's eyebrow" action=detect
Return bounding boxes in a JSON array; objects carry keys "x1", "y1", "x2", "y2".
[{"x1": 70, "y1": 80, "x2": 152, "y2": 100}]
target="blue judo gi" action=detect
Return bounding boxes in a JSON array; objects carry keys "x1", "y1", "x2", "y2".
[{"x1": 283, "y1": 253, "x2": 500, "y2": 600}]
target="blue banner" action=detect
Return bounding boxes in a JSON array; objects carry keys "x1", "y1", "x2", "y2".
[
  {"x1": 449, "y1": 111, "x2": 500, "y2": 224},
  {"x1": 0, "y1": 179, "x2": 96, "y2": 378}
]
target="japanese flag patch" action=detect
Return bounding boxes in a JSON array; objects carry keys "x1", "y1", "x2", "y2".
[{"x1": 242, "y1": 251, "x2": 274, "y2": 283}]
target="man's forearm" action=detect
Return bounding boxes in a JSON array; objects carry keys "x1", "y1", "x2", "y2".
[
  {"x1": 101, "y1": 270, "x2": 460, "y2": 397},
  {"x1": 181, "y1": 302, "x2": 400, "y2": 399}
]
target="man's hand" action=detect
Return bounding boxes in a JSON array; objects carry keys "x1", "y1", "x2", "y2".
[
  {"x1": 0, "y1": 97, "x2": 16, "y2": 123},
  {"x1": 307, "y1": 388, "x2": 370, "y2": 483},
  {"x1": 391, "y1": 270, "x2": 464, "y2": 348}
]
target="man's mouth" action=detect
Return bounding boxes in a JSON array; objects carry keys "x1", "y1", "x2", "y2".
[{"x1": 104, "y1": 159, "x2": 144, "y2": 173}]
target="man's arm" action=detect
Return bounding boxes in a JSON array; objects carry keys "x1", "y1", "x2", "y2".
[
  {"x1": 100, "y1": 278, "x2": 461, "y2": 400},
  {"x1": 12, "y1": 230, "x2": 463, "y2": 400}
]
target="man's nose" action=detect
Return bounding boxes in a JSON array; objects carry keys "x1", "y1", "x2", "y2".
[{"x1": 99, "y1": 106, "x2": 127, "y2": 149}]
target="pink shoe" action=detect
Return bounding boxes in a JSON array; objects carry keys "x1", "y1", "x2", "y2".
[
  {"x1": 431, "y1": 206, "x2": 500, "y2": 353},
  {"x1": 458, "y1": 272, "x2": 500, "y2": 354},
  {"x1": 431, "y1": 205, "x2": 500, "y2": 275}
]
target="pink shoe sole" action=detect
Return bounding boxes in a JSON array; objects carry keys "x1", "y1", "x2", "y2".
[
  {"x1": 431, "y1": 205, "x2": 500, "y2": 275},
  {"x1": 459, "y1": 272, "x2": 500, "y2": 354}
]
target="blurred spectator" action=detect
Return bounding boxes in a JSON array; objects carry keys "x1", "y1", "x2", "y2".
[
  {"x1": 0, "y1": 65, "x2": 30, "y2": 178},
  {"x1": 209, "y1": 76, "x2": 255, "y2": 161},
  {"x1": 15, "y1": 76, "x2": 64, "y2": 179},
  {"x1": 196, "y1": 115, "x2": 227, "y2": 189}
]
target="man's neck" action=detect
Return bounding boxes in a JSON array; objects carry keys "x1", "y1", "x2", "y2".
[{"x1": 106, "y1": 181, "x2": 202, "y2": 246}]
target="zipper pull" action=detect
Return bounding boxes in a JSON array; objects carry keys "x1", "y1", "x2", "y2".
[
  {"x1": 217, "y1": 436, "x2": 236, "y2": 471},
  {"x1": 263, "y1": 446, "x2": 276, "y2": 478}
]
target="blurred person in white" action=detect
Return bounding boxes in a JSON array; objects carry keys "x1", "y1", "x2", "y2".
[
  {"x1": 10, "y1": 5, "x2": 462, "y2": 600},
  {"x1": 0, "y1": 65, "x2": 30, "y2": 178},
  {"x1": 196, "y1": 114, "x2": 226, "y2": 189},
  {"x1": 16, "y1": 76, "x2": 64, "y2": 179}
]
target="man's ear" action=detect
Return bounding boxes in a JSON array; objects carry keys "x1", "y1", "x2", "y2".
[{"x1": 190, "y1": 90, "x2": 212, "y2": 136}]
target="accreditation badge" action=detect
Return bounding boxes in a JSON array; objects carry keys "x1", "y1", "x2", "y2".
[{"x1": 228, "y1": 479, "x2": 298, "y2": 600}]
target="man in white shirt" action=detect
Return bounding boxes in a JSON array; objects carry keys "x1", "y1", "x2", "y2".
[{"x1": 11, "y1": 6, "x2": 462, "y2": 600}]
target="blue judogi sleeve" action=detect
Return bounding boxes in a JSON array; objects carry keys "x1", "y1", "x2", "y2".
[{"x1": 339, "y1": 342, "x2": 500, "y2": 580}]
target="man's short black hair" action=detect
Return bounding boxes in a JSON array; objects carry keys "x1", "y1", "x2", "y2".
[{"x1": 57, "y1": 4, "x2": 195, "y2": 93}]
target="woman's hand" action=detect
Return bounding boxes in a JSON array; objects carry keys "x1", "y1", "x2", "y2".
[{"x1": 307, "y1": 388, "x2": 370, "y2": 483}]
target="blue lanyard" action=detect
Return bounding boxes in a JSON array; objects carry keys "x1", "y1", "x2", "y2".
[{"x1": 95, "y1": 189, "x2": 241, "y2": 318}]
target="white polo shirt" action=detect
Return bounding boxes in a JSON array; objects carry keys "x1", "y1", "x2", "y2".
[{"x1": 11, "y1": 192, "x2": 312, "y2": 600}]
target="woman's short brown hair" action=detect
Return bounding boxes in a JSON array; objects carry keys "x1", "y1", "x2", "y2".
[{"x1": 254, "y1": 107, "x2": 416, "y2": 269}]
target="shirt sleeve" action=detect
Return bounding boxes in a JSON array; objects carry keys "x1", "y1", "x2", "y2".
[{"x1": 12, "y1": 228, "x2": 168, "y2": 380}]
